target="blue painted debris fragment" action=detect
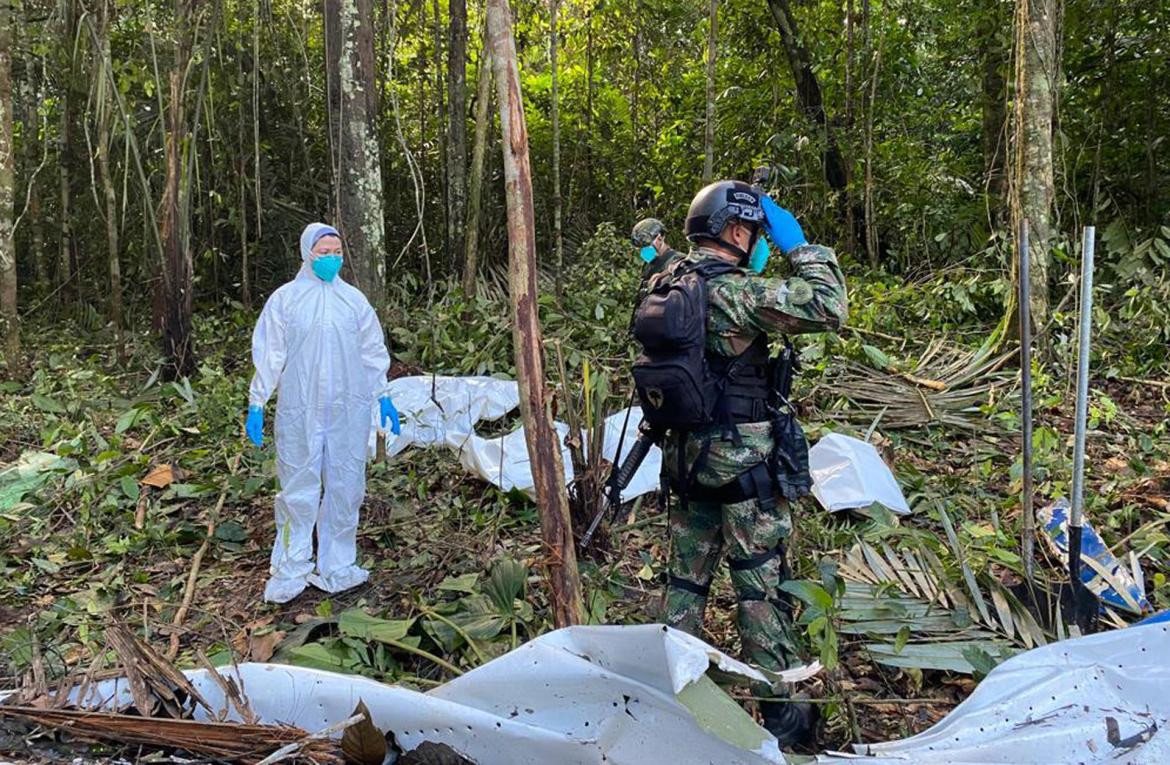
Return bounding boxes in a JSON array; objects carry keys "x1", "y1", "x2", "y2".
[{"x1": 1038, "y1": 498, "x2": 1150, "y2": 615}]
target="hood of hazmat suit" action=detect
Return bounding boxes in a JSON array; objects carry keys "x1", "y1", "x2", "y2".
[{"x1": 249, "y1": 222, "x2": 391, "y2": 603}]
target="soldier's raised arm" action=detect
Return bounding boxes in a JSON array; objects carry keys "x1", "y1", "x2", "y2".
[{"x1": 715, "y1": 196, "x2": 847, "y2": 337}]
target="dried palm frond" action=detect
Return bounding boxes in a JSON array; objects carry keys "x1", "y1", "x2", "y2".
[{"x1": 813, "y1": 339, "x2": 1017, "y2": 430}]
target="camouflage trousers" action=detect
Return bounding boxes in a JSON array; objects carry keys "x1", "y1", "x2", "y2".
[{"x1": 664, "y1": 488, "x2": 802, "y2": 676}]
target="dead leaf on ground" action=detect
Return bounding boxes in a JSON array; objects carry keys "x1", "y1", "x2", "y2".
[
  {"x1": 341, "y1": 700, "x2": 387, "y2": 765},
  {"x1": 142, "y1": 464, "x2": 176, "y2": 489}
]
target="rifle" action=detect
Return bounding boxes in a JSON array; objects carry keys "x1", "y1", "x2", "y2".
[{"x1": 579, "y1": 420, "x2": 660, "y2": 549}]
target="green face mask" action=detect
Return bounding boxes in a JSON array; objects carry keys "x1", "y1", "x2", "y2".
[{"x1": 312, "y1": 255, "x2": 343, "y2": 282}]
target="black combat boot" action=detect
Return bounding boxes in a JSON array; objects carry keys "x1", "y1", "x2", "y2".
[{"x1": 760, "y1": 696, "x2": 820, "y2": 752}]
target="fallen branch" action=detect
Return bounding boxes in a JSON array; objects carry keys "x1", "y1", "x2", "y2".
[{"x1": 168, "y1": 453, "x2": 242, "y2": 660}]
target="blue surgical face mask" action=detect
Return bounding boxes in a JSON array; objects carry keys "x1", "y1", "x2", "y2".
[
  {"x1": 639, "y1": 245, "x2": 657, "y2": 263},
  {"x1": 312, "y1": 255, "x2": 343, "y2": 282},
  {"x1": 748, "y1": 236, "x2": 771, "y2": 274}
]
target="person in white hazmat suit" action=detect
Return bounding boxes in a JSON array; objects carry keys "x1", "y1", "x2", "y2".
[{"x1": 244, "y1": 222, "x2": 401, "y2": 604}]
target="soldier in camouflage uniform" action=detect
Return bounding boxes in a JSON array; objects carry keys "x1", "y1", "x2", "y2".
[
  {"x1": 655, "y1": 180, "x2": 847, "y2": 748},
  {"x1": 631, "y1": 217, "x2": 682, "y2": 281}
]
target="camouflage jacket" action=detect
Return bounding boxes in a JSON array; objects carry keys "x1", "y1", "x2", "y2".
[{"x1": 661, "y1": 243, "x2": 848, "y2": 487}]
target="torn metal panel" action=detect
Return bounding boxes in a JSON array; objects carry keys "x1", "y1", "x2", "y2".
[
  {"x1": 817, "y1": 621, "x2": 1170, "y2": 763},
  {"x1": 71, "y1": 625, "x2": 788, "y2": 765}
]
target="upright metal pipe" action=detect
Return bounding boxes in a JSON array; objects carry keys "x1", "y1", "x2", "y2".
[
  {"x1": 1071, "y1": 226, "x2": 1095, "y2": 531},
  {"x1": 1019, "y1": 220, "x2": 1034, "y2": 581}
]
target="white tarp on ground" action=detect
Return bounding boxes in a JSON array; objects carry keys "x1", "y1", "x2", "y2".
[
  {"x1": 809, "y1": 433, "x2": 911, "y2": 515},
  {"x1": 376, "y1": 376, "x2": 661, "y2": 502},
  {"x1": 817, "y1": 620, "x2": 1170, "y2": 763},
  {"x1": 72, "y1": 625, "x2": 788, "y2": 765}
]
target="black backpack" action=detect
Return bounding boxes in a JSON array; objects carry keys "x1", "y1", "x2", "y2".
[{"x1": 631, "y1": 259, "x2": 741, "y2": 432}]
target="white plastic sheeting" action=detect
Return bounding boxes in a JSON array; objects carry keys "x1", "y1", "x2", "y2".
[
  {"x1": 817, "y1": 620, "x2": 1170, "y2": 763},
  {"x1": 72, "y1": 625, "x2": 789, "y2": 765},
  {"x1": 375, "y1": 376, "x2": 661, "y2": 502},
  {"x1": 809, "y1": 433, "x2": 911, "y2": 515}
]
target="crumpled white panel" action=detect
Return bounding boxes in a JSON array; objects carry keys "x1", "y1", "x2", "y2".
[
  {"x1": 816, "y1": 621, "x2": 1170, "y2": 763},
  {"x1": 71, "y1": 625, "x2": 786, "y2": 765}
]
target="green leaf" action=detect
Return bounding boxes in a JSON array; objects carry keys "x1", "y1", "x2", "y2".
[
  {"x1": 338, "y1": 609, "x2": 415, "y2": 644},
  {"x1": 893, "y1": 625, "x2": 911, "y2": 654},
  {"x1": 862, "y1": 344, "x2": 892, "y2": 371},
  {"x1": 120, "y1": 475, "x2": 139, "y2": 501},
  {"x1": 780, "y1": 580, "x2": 834, "y2": 611},
  {"x1": 32, "y1": 394, "x2": 65, "y2": 414},
  {"x1": 483, "y1": 558, "x2": 528, "y2": 614},
  {"x1": 214, "y1": 520, "x2": 248, "y2": 543},
  {"x1": 287, "y1": 641, "x2": 353, "y2": 673},
  {"x1": 115, "y1": 407, "x2": 140, "y2": 434},
  {"x1": 437, "y1": 572, "x2": 479, "y2": 593}
]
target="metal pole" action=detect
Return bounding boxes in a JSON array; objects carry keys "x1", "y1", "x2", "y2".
[
  {"x1": 1019, "y1": 220, "x2": 1035, "y2": 581},
  {"x1": 1071, "y1": 226, "x2": 1095, "y2": 531}
]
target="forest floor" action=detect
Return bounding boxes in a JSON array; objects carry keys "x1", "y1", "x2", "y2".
[{"x1": 2, "y1": 280, "x2": 1169, "y2": 760}]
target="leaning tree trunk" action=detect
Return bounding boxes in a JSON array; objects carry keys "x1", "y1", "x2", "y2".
[
  {"x1": 325, "y1": 0, "x2": 387, "y2": 310},
  {"x1": 446, "y1": 0, "x2": 468, "y2": 270},
  {"x1": 766, "y1": 0, "x2": 862, "y2": 246},
  {"x1": 702, "y1": 0, "x2": 717, "y2": 184},
  {"x1": 158, "y1": 0, "x2": 198, "y2": 380},
  {"x1": 0, "y1": 0, "x2": 17, "y2": 362},
  {"x1": 486, "y1": 0, "x2": 582, "y2": 629},
  {"x1": 462, "y1": 36, "x2": 491, "y2": 298},
  {"x1": 1011, "y1": 0, "x2": 1056, "y2": 329}
]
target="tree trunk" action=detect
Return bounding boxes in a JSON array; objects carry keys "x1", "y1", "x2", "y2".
[
  {"x1": 159, "y1": 0, "x2": 197, "y2": 380},
  {"x1": 95, "y1": 0, "x2": 123, "y2": 356},
  {"x1": 702, "y1": 0, "x2": 717, "y2": 184},
  {"x1": 18, "y1": 7, "x2": 45, "y2": 291},
  {"x1": 462, "y1": 37, "x2": 491, "y2": 298},
  {"x1": 446, "y1": 0, "x2": 468, "y2": 271},
  {"x1": 1011, "y1": 0, "x2": 1056, "y2": 329},
  {"x1": 57, "y1": 0, "x2": 76, "y2": 298},
  {"x1": 862, "y1": 0, "x2": 882, "y2": 269},
  {"x1": 980, "y1": 0, "x2": 1008, "y2": 219},
  {"x1": 432, "y1": 0, "x2": 447, "y2": 258},
  {"x1": 325, "y1": 0, "x2": 387, "y2": 310},
  {"x1": 843, "y1": 0, "x2": 855, "y2": 257},
  {"x1": 583, "y1": 2, "x2": 593, "y2": 219},
  {"x1": 0, "y1": 0, "x2": 17, "y2": 362},
  {"x1": 486, "y1": 0, "x2": 582, "y2": 629},
  {"x1": 550, "y1": 0, "x2": 562, "y2": 293}
]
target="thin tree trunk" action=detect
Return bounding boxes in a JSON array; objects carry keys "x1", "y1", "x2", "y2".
[
  {"x1": 237, "y1": 30, "x2": 251, "y2": 307},
  {"x1": 326, "y1": 0, "x2": 388, "y2": 309},
  {"x1": 248, "y1": 0, "x2": 261, "y2": 307},
  {"x1": 446, "y1": 0, "x2": 467, "y2": 271},
  {"x1": 702, "y1": 0, "x2": 717, "y2": 184},
  {"x1": 0, "y1": 0, "x2": 17, "y2": 362},
  {"x1": 57, "y1": 0, "x2": 76, "y2": 298},
  {"x1": 862, "y1": 1, "x2": 882, "y2": 269},
  {"x1": 486, "y1": 0, "x2": 582, "y2": 629},
  {"x1": 550, "y1": 0, "x2": 562, "y2": 294},
  {"x1": 1011, "y1": 0, "x2": 1056, "y2": 330},
  {"x1": 462, "y1": 37, "x2": 491, "y2": 298},
  {"x1": 844, "y1": 0, "x2": 855, "y2": 256},
  {"x1": 95, "y1": 0, "x2": 123, "y2": 356},
  {"x1": 583, "y1": 1, "x2": 593, "y2": 218},
  {"x1": 432, "y1": 0, "x2": 446, "y2": 258},
  {"x1": 159, "y1": 0, "x2": 198, "y2": 380},
  {"x1": 18, "y1": 8, "x2": 45, "y2": 291},
  {"x1": 980, "y1": 0, "x2": 1008, "y2": 221}
]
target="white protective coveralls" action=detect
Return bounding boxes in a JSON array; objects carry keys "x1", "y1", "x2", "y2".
[{"x1": 249, "y1": 223, "x2": 391, "y2": 603}]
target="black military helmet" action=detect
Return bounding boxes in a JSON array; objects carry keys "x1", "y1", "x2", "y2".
[{"x1": 684, "y1": 180, "x2": 765, "y2": 244}]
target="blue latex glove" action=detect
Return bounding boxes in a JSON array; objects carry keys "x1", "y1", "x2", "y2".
[
  {"x1": 379, "y1": 396, "x2": 401, "y2": 435},
  {"x1": 760, "y1": 194, "x2": 808, "y2": 254},
  {"x1": 245, "y1": 404, "x2": 264, "y2": 446}
]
